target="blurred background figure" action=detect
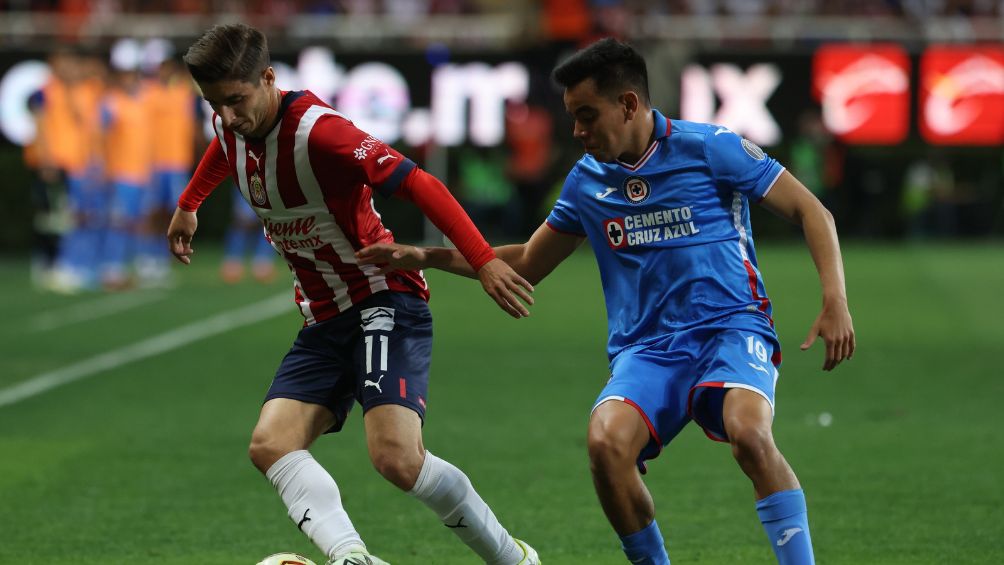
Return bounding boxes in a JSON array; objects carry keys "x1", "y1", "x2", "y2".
[
  {"x1": 144, "y1": 53, "x2": 200, "y2": 288},
  {"x1": 24, "y1": 73, "x2": 67, "y2": 289},
  {"x1": 504, "y1": 101, "x2": 556, "y2": 234},
  {"x1": 454, "y1": 144, "x2": 520, "y2": 240},
  {"x1": 219, "y1": 187, "x2": 278, "y2": 285},
  {"x1": 788, "y1": 109, "x2": 843, "y2": 216},
  {"x1": 33, "y1": 46, "x2": 107, "y2": 294},
  {"x1": 901, "y1": 153, "x2": 957, "y2": 239},
  {"x1": 100, "y1": 41, "x2": 153, "y2": 290}
]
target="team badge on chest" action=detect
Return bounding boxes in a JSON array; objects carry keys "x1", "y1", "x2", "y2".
[
  {"x1": 250, "y1": 172, "x2": 267, "y2": 206},
  {"x1": 622, "y1": 175, "x2": 651, "y2": 204}
]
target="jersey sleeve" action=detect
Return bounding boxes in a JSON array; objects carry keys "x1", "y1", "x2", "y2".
[
  {"x1": 177, "y1": 136, "x2": 231, "y2": 212},
  {"x1": 545, "y1": 167, "x2": 586, "y2": 236},
  {"x1": 307, "y1": 114, "x2": 416, "y2": 197},
  {"x1": 395, "y1": 168, "x2": 496, "y2": 271},
  {"x1": 705, "y1": 129, "x2": 785, "y2": 201}
]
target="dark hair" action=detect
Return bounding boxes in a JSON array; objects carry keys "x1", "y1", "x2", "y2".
[
  {"x1": 552, "y1": 37, "x2": 650, "y2": 105},
  {"x1": 183, "y1": 23, "x2": 270, "y2": 84}
]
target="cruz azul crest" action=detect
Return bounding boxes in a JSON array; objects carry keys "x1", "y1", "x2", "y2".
[
  {"x1": 622, "y1": 175, "x2": 651, "y2": 204},
  {"x1": 250, "y1": 172, "x2": 267, "y2": 206}
]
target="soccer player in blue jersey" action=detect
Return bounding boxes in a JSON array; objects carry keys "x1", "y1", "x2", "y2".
[{"x1": 357, "y1": 38, "x2": 854, "y2": 565}]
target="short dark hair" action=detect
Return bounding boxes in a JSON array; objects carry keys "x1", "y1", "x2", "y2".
[
  {"x1": 552, "y1": 37, "x2": 650, "y2": 105},
  {"x1": 183, "y1": 23, "x2": 270, "y2": 84}
]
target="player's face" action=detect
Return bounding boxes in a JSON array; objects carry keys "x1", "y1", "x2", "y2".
[
  {"x1": 199, "y1": 67, "x2": 277, "y2": 138},
  {"x1": 563, "y1": 78, "x2": 632, "y2": 163}
]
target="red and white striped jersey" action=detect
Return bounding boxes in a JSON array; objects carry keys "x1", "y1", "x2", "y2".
[{"x1": 208, "y1": 91, "x2": 429, "y2": 325}]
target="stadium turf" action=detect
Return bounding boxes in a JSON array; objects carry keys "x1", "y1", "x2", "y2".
[{"x1": 0, "y1": 243, "x2": 1001, "y2": 564}]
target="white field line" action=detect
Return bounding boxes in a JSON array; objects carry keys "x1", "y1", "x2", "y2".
[
  {"x1": 0, "y1": 293, "x2": 290, "y2": 408},
  {"x1": 29, "y1": 291, "x2": 168, "y2": 332}
]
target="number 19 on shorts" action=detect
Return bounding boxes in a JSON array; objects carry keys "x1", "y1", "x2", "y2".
[{"x1": 746, "y1": 335, "x2": 769, "y2": 364}]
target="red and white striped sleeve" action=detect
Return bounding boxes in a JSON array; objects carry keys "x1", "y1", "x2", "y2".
[{"x1": 177, "y1": 136, "x2": 231, "y2": 212}]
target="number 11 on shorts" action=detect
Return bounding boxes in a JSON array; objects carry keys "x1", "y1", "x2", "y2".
[{"x1": 365, "y1": 334, "x2": 388, "y2": 374}]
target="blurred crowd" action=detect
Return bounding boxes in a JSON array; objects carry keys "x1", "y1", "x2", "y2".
[
  {"x1": 26, "y1": 46, "x2": 275, "y2": 294},
  {"x1": 3, "y1": 0, "x2": 1001, "y2": 16}
]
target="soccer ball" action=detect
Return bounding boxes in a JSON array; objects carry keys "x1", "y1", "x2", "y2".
[{"x1": 256, "y1": 552, "x2": 317, "y2": 565}]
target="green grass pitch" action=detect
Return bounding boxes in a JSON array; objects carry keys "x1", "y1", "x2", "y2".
[{"x1": 0, "y1": 243, "x2": 1002, "y2": 564}]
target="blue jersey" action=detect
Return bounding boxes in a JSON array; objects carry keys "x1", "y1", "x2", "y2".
[{"x1": 546, "y1": 111, "x2": 785, "y2": 359}]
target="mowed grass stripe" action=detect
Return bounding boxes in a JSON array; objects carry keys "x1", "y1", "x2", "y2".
[
  {"x1": 0, "y1": 293, "x2": 289, "y2": 407},
  {"x1": 28, "y1": 290, "x2": 169, "y2": 332}
]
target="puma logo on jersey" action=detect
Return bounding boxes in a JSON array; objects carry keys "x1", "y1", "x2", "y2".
[
  {"x1": 595, "y1": 187, "x2": 618, "y2": 199},
  {"x1": 364, "y1": 374, "x2": 385, "y2": 393},
  {"x1": 376, "y1": 150, "x2": 398, "y2": 165},
  {"x1": 247, "y1": 149, "x2": 262, "y2": 169},
  {"x1": 776, "y1": 527, "x2": 803, "y2": 547}
]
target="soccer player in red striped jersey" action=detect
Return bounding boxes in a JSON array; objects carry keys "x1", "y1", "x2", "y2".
[{"x1": 166, "y1": 24, "x2": 539, "y2": 565}]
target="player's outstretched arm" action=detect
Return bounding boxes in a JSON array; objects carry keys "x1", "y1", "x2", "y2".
[
  {"x1": 167, "y1": 208, "x2": 198, "y2": 265},
  {"x1": 357, "y1": 222, "x2": 581, "y2": 283},
  {"x1": 760, "y1": 171, "x2": 855, "y2": 371},
  {"x1": 357, "y1": 223, "x2": 582, "y2": 314},
  {"x1": 356, "y1": 243, "x2": 535, "y2": 318}
]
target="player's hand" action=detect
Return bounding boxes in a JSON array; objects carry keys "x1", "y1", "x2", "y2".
[
  {"x1": 801, "y1": 298, "x2": 855, "y2": 371},
  {"x1": 167, "y1": 208, "x2": 198, "y2": 265},
  {"x1": 477, "y1": 258, "x2": 534, "y2": 319},
  {"x1": 355, "y1": 243, "x2": 429, "y2": 274}
]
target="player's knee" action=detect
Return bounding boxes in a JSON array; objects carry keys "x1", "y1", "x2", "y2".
[
  {"x1": 587, "y1": 423, "x2": 635, "y2": 470},
  {"x1": 248, "y1": 431, "x2": 293, "y2": 474},
  {"x1": 369, "y1": 444, "x2": 423, "y2": 490},
  {"x1": 726, "y1": 421, "x2": 775, "y2": 468}
]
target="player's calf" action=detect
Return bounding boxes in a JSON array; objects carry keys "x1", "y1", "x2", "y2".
[{"x1": 408, "y1": 450, "x2": 531, "y2": 565}]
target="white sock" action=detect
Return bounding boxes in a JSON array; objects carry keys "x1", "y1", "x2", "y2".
[
  {"x1": 265, "y1": 450, "x2": 364, "y2": 560},
  {"x1": 409, "y1": 451, "x2": 522, "y2": 565}
]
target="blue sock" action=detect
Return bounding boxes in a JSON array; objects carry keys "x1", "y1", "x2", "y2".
[
  {"x1": 756, "y1": 489, "x2": 815, "y2": 565},
  {"x1": 222, "y1": 228, "x2": 246, "y2": 260},
  {"x1": 252, "y1": 229, "x2": 274, "y2": 260},
  {"x1": 620, "y1": 519, "x2": 670, "y2": 565},
  {"x1": 102, "y1": 226, "x2": 130, "y2": 275}
]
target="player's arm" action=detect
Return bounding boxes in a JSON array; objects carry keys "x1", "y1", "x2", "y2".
[
  {"x1": 393, "y1": 167, "x2": 536, "y2": 318},
  {"x1": 760, "y1": 170, "x2": 855, "y2": 371},
  {"x1": 357, "y1": 222, "x2": 583, "y2": 286},
  {"x1": 307, "y1": 114, "x2": 535, "y2": 318},
  {"x1": 167, "y1": 136, "x2": 231, "y2": 264}
]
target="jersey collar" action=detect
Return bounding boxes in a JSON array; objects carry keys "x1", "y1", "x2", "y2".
[{"x1": 617, "y1": 109, "x2": 671, "y2": 172}]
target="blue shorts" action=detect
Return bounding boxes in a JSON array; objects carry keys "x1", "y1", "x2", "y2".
[
  {"x1": 593, "y1": 314, "x2": 780, "y2": 472},
  {"x1": 151, "y1": 169, "x2": 189, "y2": 210},
  {"x1": 109, "y1": 181, "x2": 147, "y2": 224},
  {"x1": 266, "y1": 291, "x2": 432, "y2": 433},
  {"x1": 66, "y1": 169, "x2": 108, "y2": 221}
]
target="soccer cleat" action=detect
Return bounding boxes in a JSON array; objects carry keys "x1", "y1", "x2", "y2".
[
  {"x1": 514, "y1": 539, "x2": 541, "y2": 565},
  {"x1": 325, "y1": 546, "x2": 390, "y2": 565}
]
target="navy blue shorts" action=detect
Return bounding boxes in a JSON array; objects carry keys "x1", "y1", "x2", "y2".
[{"x1": 265, "y1": 291, "x2": 432, "y2": 433}]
